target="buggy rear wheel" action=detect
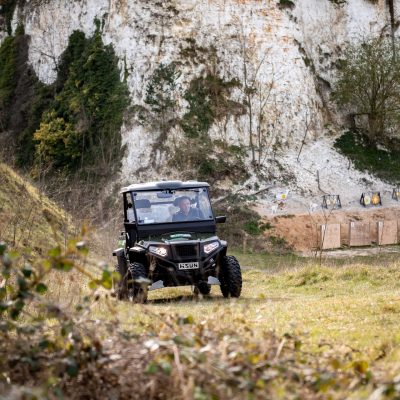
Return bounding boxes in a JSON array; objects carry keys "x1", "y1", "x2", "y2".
[
  {"x1": 219, "y1": 256, "x2": 242, "y2": 298},
  {"x1": 127, "y1": 262, "x2": 148, "y2": 303}
]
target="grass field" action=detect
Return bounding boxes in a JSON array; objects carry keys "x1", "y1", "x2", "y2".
[
  {"x1": 2, "y1": 165, "x2": 400, "y2": 397},
  {"x1": 43, "y1": 249, "x2": 393, "y2": 398},
  {"x1": 92, "y1": 250, "x2": 400, "y2": 371},
  {"x1": 4, "y1": 240, "x2": 400, "y2": 398}
]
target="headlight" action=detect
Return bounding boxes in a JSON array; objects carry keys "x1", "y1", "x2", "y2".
[
  {"x1": 149, "y1": 246, "x2": 168, "y2": 257},
  {"x1": 204, "y1": 241, "x2": 219, "y2": 254}
]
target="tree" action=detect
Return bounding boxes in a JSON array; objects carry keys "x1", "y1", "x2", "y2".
[
  {"x1": 49, "y1": 24, "x2": 130, "y2": 172},
  {"x1": 143, "y1": 63, "x2": 180, "y2": 141},
  {"x1": 334, "y1": 37, "x2": 400, "y2": 145},
  {"x1": 234, "y1": 16, "x2": 282, "y2": 168}
]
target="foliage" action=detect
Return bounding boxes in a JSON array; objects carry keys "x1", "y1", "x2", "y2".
[
  {"x1": 243, "y1": 219, "x2": 270, "y2": 236},
  {"x1": 0, "y1": 22, "x2": 129, "y2": 178},
  {"x1": 165, "y1": 71, "x2": 247, "y2": 184},
  {"x1": 334, "y1": 129, "x2": 400, "y2": 183},
  {"x1": 0, "y1": 237, "x2": 122, "y2": 398},
  {"x1": 142, "y1": 63, "x2": 180, "y2": 140},
  {"x1": 34, "y1": 111, "x2": 81, "y2": 168},
  {"x1": 181, "y1": 74, "x2": 243, "y2": 138},
  {"x1": 16, "y1": 84, "x2": 54, "y2": 167},
  {"x1": 0, "y1": 26, "x2": 52, "y2": 166},
  {"x1": 3, "y1": 238, "x2": 400, "y2": 398},
  {"x1": 0, "y1": 35, "x2": 17, "y2": 126},
  {"x1": 333, "y1": 37, "x2": 400, "y2": 145},
  {"x1": 214, "y1": 196, "x2": 277, "y2": 253},
  {"x1": 38, "y1": 24, "x2": 130, "y2": 172},
  {"x1": 169, "y1": 137, "x2": 249, "y2": 185}
]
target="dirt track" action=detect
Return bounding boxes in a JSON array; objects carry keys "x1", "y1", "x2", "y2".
[{"x1": 256, "y1": 204, "x2": 400, "y2": 254}]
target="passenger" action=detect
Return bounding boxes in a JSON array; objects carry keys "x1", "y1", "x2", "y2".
[{"x1": 172, "y1": 196, "x2": 204, "y2": 222}]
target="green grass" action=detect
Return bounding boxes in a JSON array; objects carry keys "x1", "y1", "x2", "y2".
[
  {"x1": 334, "y1": 130, "x2": 400, "y2": 183},
  {"x1": 85, "y1": 252, "x2": 400, "y2": 397},
  {"x1": 89, "y1": 251, "x2": 400, "y2": 367},
  {"x1": 5, "y1": 241, "x2": 400, "y2": 398}
]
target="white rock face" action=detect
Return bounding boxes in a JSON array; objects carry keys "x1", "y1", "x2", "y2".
[{"x1": 3, "y1": 0, "x2": 399, "y2": 196}]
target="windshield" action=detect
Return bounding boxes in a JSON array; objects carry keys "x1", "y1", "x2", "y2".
[{"x1": 130, "y1": 188, "x2": 214, "y2": 225}]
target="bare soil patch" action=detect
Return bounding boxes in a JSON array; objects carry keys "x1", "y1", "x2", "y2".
[{"x1": 256, "y1": 204, "x2": 400, "y2": 253}]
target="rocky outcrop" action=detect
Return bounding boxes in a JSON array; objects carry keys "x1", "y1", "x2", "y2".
[{"x1": 1, "y1": 0, "x2": 398, "y2": 194}]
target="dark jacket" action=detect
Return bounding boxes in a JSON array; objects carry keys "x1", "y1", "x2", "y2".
[{"x1": 172, "y1": 208, "x2": 204, "y2": 222}]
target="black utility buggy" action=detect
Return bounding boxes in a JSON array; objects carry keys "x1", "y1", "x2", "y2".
[{"x1": 112, "y1": 180, "x2": 242, "y2": 302}]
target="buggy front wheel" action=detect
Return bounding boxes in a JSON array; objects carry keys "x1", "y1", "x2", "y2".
[{"x1": 219, "y1": 256, "x2": 242, "y2": 298}]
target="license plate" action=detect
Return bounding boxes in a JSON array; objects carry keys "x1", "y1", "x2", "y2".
[{"x1": 178, "y1": 262, "x2": 199, "y2": 270}]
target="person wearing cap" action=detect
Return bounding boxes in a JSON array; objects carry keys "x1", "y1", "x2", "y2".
[{"x1": 172, "y1": 196, "x2": 204, "y2": 222}]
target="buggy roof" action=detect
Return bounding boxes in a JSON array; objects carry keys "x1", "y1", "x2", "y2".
[{"x1": 120, "y1": 180, "x2": 210, "y2": 193}]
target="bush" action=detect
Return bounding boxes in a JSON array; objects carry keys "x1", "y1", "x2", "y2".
[
  {"x1": 2, "y1": 240, "x2": 394, "y2": 400},
  {"x1": 0, "y1": 22, "x2": 130, "y2": 177},
  {"x1": 334, "y1": 129, "x2": 400, "y2": 183},
  {"x1": 34, "y1": 111, "x2": 81, "y2": 168}
]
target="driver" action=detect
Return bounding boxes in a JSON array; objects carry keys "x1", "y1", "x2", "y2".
[{"x1": 172, "y1": 196, "x2": 204, "y2": 222}]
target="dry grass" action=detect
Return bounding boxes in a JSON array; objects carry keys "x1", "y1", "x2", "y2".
[
  {"x1": 0, "y1": 163, "x2": 76, "y2": 252},
  {"x1": 89, "y1": 251, "x2": 400, "y2": 373},
  {"x1": 2, "y1": 164, "x2": 400, "y2": 398},
  {"x1": 22, "y1": 250, "x2": 396, "y2": 399}
]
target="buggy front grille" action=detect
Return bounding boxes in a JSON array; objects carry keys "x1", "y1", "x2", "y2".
[{"x1": 174, "y1": 244, "x2": 198, "y2": 258}]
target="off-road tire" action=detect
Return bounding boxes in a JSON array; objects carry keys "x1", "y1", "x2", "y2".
[
  {"x1": 194, "y1": 281, "x2": 211, "y2": 296},
  {"x1": 115, "y1": 263, "x2": 127, "y2": 300},
  {"x1": 127, "y1": 262, "x2": 148, "y2": 303},
  {"x1": 219, "y1": 256, "x2": 242, "y2": 298}
]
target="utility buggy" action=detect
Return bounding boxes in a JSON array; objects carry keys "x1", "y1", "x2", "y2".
[{"x1": 112, "y1": 180, "x2": 242, "y2": 302}]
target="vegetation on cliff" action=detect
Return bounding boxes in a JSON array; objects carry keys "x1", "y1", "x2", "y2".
[
  {"x1": 333, "y1": 36, "x2": 400, "y2": 183},
  {"x1": 0, "y1": 21, "x2": 129, "y2": 182}
]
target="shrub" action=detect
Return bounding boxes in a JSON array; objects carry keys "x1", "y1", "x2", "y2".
[
  {"x1": 181, "y1": 74, "x2": 243, "y2": 138},
  {"x1": 334, "y1": 129, "x2": 400, "y2": 183},
  {"x1": 34, "y1": 111, "x2": 81, "y2": 168}
]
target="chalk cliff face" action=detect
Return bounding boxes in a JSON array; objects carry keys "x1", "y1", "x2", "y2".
[{"x1": 3, "y1": 0, "x2": 398, "y2": 197}]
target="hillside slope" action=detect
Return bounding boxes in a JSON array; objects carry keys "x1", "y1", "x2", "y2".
[{"x1": 0, "y1": 162, "x2": 73, "y2": 252}]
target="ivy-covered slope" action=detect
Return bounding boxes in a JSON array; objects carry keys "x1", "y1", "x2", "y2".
[{"x1": 0, "y1": 21, "x2": 129, "y2": 181}]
